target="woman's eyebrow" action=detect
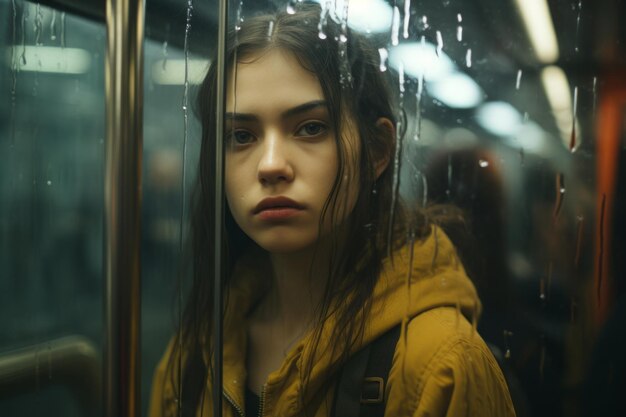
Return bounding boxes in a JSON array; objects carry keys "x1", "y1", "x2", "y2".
[
  {"x1": 281, "y1": 100, "x2": 328, "y2": 119},
  {"x1": 224, "y1": 100, "x2": 328, "y2": 122}
]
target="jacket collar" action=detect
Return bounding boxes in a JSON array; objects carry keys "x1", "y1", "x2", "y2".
[{"x1": 218, "y1": 227, "x2": 481, "y2": 415}]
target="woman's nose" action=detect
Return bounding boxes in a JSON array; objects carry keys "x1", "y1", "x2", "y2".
[{"x1": 257, "y1": 135, "x2": 294, "y2": 185}]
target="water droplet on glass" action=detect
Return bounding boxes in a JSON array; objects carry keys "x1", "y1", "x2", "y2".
[
  {"x1": 378, "y1": 47, "x2": 388, "y2": 72},
  {"x1": 60, "y1": 11, "x2": 66, "y2": 48},
  {"x1": 339, "y1": 33, "x2": 347, "y2": 43},
  {"x1": 162, "y1": 41, "x2": 168, "y2": 69},
  {"x1": 592, "y1": 76, "x2": 598, "y2": 115},
  {"x1": 403, "y1": 0, "x2": 411, "y2": 39},
  {"x1": 317, "y1": 1, "x2": 330, "y2": 40},
  {"x1": 575, "y1": 0, "x2": 582, "y2": 53},
  {"x1": 46, "y1": 180, "x2": 52, "y2": 186},
  {"x1": 417, "y1": 15, "x2": 429, "y2": 31},
  {"x1": 391, "y1": 6, "x2": 400, "y2": 46},
  {"x1": 234, "y1": 0, "x2": 243, "y2": 30},
  {"x1": 398, "y1": 63, "x2": 405, "y2": 94},
  {"x1": 457, "y1": 13, "x2": 462, "y2": 22},
  {"x1": 478, "y1": 159, "x2": 489, "y2": 168},
  {"x1": 516, "y1": 69, "x2": 522, "y2": 90},
  {"x1": 465, "y1": 48, "x2": 472, "y2": 67},
  {"x1": 503, "y1": 330, "x2": 513, "y2": 359},
  {"x1": 560, "y1": 187, "x2": 566, "y2": 194},
  {"x1": 575, "y1": 216, "x2": 584, "y2": 267},
  {"x1": 388, "y1": 95, "x2": 405, "y2": 253},
  {"x1": 436, "y1": 31, "x2": 443, "y2": 56},
  {"x1": 286, "y1": 0, "x2": 297, "y2": 15},
  {"x1": 570, "y1": 86, "x2": 578, "y2": 151},
  {"x1": 456, "y1": 26, "x2": 463, "y2": 42},
  {"x1": 50, "y1": 10, "x2": 57, "y2": 41},
  {"x1": 36, "y1": 4, "x2": 45, "y2": 45}
]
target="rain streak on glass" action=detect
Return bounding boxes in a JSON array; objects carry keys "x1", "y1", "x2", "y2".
[
  {"x1": 570, "y1": 86, "x2": 578, "y2": 151},
  {"x1": 417, "y1": 15, "x2": 429, "y2": 31},
  {"x1": 465, "y1": 48, "x2": 472, "y2": 67},
  {"x1": 516, "y1": 69, "x2": 522, "y2": 90},
  {"x1": 391, "y1": 5, "x2": 400, "y2": 46},
  {"x1": 60, "y1": 11, "x2": 66, "y2": 48},
  {"x1": 162, "y1": 40, "x2": 168, "y2": 70},
  {"x1": 286, "y1": 0, "x2": 297, "y2": 15},
  {"x1": 34, "y1": 3, "x2": 43, "y2": 45},
  {"x1": 178, "y1": 0, "x2": 194, "y2": 410},
  {"x1": 21, "y1": 4, "x2": 28, "y2": 65},
  {"x1": 403, "y1": 0, "x2": 411, "y2": 39},
  {"x1": 50, "y1": 10, "x2": 57, "y2": 41},
  {"x1": 456, "y1": 13, "x2": 462, "y2": 42},
  {"x1": 388, "y1": 74, "x2": 406, "y2": 252},
  {"x1": 575, "y1": 0, "x2": 582, "y2": 52},
  {"x1": 592, "y1": 76, "x2": 598, "y2": 114},
  {"x1": 378, "y1": 47, "x2": 388, "y2": 72},
  {"x1": 317, "y1": 0, "x2": 331, "y2": 39},
  {"x1": 235, "y1": 0, "x2": 244, "y2": 31},
  {"x1": 436, "y1": 30, "x2": 443, "y2": 56}
]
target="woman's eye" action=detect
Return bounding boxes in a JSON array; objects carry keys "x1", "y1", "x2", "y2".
[
  {"x1": 295, "y1": 122, "x2": 327, "y2": 137},
  {"x1": 228, "y1": 130, "x2": 255, "y2": 145}
]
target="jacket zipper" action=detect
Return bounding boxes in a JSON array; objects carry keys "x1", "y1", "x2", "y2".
[
  {"x1": 223, "y1": 389, "x2": 245, "y2": 417},
  {"x1": 257, "y1": 385, "x2": 267, "y2": 417}
]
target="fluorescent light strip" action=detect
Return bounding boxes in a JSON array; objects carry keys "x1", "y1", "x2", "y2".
[
  {"x1": 513, "y1": 0, "x2": 559, "y2": 63},
  {"x1": 151, "y1": 59, "x2": 210, "y2": 85},
  {"x1": 5, "y1": 46, "x2": 91, "y2": 74},
  {"x1": 541, "y1": 65, "x2": 577, "y2": 148}
]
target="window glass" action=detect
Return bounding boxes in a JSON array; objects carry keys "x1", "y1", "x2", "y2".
[{"x1": 0, "y1": 1, "x2": 105, "y2": 416}]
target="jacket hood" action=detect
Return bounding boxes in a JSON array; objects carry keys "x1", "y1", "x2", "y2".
[{"x1": 221, "y1": 226, "x2": 481, "y2": 415}]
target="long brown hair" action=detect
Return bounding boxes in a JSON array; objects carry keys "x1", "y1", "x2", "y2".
[{"x1": 166, "y1": 3, "x2": 453, "y2": 415}]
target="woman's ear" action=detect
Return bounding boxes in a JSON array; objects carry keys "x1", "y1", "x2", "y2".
[{"x1": 374, "y1": 117, "x2": 395, "y2": 179}]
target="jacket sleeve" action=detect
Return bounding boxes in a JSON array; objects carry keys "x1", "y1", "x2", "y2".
[{"x1": 411, "y1": 338, "x2": 517, "y2": 417}]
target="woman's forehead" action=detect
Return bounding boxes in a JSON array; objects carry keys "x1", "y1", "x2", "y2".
[{"x1": 226, "y1": 49, "x2": 324, "y2": 113}]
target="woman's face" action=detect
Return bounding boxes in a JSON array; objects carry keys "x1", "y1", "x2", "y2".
[{"x1": 224, "y1": 49, "x2": 359, "y2": 254}]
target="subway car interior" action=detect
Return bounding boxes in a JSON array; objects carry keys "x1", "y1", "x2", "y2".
[{"x1": 1, "y1": 0, "x2": 625, "y2": 416}]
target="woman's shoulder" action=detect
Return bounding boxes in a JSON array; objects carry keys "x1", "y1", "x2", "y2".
[{"x1": 387, "y1": 306, "x2": 517, "y2": 416}]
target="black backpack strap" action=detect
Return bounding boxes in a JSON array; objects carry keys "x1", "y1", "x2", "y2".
[{"x1": 332, "y1": 324, "x2": 402, "y2": 417}]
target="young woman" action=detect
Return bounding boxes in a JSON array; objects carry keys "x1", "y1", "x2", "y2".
[{"x1": 149, "y1": 4, "x2": 516, "y2": 417}]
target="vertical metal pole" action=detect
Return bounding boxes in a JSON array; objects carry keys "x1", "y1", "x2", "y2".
[
  {"x1": 213, "y1": 0, "x2": 228, "y2": 414},
  {"x1": 104, "y1": 0, "x2": 144, "y2": 415}
]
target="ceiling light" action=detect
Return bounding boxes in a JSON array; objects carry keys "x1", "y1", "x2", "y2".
[
  {"x1": 5, "y1": 46, "x2": 91, "y2": 74},
  {"x1": 151, "y1": 59, "x2": 210, "y2": 85},
  {"x1": 428, "y1": 71, "x2": 484, "y2": 109},
  {"x1": 540, "y1": 65, "x2": 578, "y2": 148},
  {"x1": 388, "y1": 42, "x2": 455, "y2": 82},
  {"x1": 513, "y1": 0, "x2": 559, "y2": 63},
  {"x1": 476, "y1": 101, "x2": 523, "y2": 136}
]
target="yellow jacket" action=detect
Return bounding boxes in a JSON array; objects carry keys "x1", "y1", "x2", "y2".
[{"x1": 149, "y1": 228, "x2": 517, "y2": 417}]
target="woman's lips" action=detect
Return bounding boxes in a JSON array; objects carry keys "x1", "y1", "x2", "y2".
[{"x1": 253, "y1": 196, "x2": 304, "y2": 220}]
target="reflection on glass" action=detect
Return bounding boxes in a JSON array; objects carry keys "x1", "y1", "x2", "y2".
[
  {"x1": 140, "y1": 0, "x2": 626, "y2": 416},
  {"x1": 0, "y1": 0, "x2": 104, "y2": 416}
]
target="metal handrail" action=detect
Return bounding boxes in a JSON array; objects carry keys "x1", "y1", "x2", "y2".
[
  {"x1": 0, "y1": 336, "x2": 101, "y2": 415},
  {"x1": 104, "y1": 0, "x2": 144, "y2": 416}
]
